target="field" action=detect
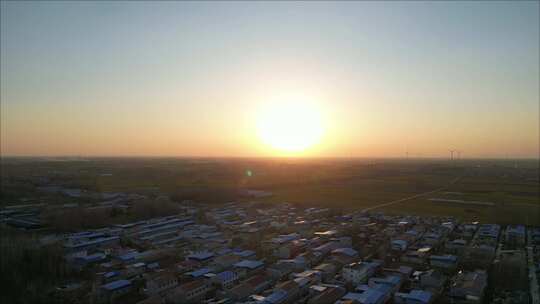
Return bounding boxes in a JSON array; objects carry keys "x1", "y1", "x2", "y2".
[{"x1": 1, "y1": 157, "x2": 538, "y2": 225}]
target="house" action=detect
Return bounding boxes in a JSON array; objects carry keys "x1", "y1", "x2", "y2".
[
  {"x1": 167, "y1": 279, "x2": 212, "y2": 304},
  {"x1": 229, "y1": 274, "x2": 272, "y2": 301},
  {"x1": 332, "y1": 248, "x2": 358, "y2": 258},
  {"x1": 144, "y1": 272, "x2": 178, "y2": 296},
  {"x1": 313, "y1": 263, "x2": 337, "y2": 282},
  {"x1": 99, "y1": 279, "x2": 132, "y2": 303},
  {"x1": 307, "y1": 285, "x2": 346, "y2": 304},
  {"x1": 267, "y1": 261, "x2": 295, "y2": 280},
  {"x1": 429, "y1": 255, "x2": 458, "y2": 270},
  {"x1": 401, "y1": 248, "x2": 430, "y2": 265},
  {"x1": 382, "y1": 266, "x2": 413, "y2": 281},
  {"x1": 445, "y1": 239, "x2": 468, "y2": 254},
  {"x1": 297, "y1": 251, "x2": 324, "y2": 267},
  {"x1": 342, "y1": 261, "x2": 381, "y2": 286},
  {"x1": 65, "y1": 236, "x2": 120, "y2": 254},
  {"x1": 416, "y1": 269, "x2": 447, "y2": 295},
  {"x1": 368, "y1": 275, "x2": 402, "y2": 293},
  {"x1": 265, "y1": 279, "x2": 304, "y2": 304},
  {"x1": 273, "y1": 239, "x2": 307, "y2": 259},
  {"x1": 233, "y1": 260, "x2": 264, "y2": 278},
  {"x1": 355, "y1": 283, "x2": 393, "y2": 304},
  {"x1": 212, "y1": 254, "x2": 241, "y2": 271},
  {"x1": 339, "y1": 288, "x2": 387, "y2": 304},
  {"x1": 125, "y1": 262, "x2": 147, "y2": 278},
  {"x1": 313, "y1": 241, "x2": 340, "y2": 256},
  {"x1": 395, "y1": 290, "x2": 432, "y2": 304},
  {"x1": 174, "y1": 260, "x2": 200, "y2": 276},
  {"x1": 73, "y1": 252, "x2": 107, "y2": 269},
  {"x1": 505, "y1": 225, "x2": 526, "y2": 247},
  {"x1": 187, "y1": 251, "x2": 215, "y2": 262},
  {"x1": 331, "y1": 248, "x2": 360, "y2": 266},
  {"x1": 233, "y1": 249, "x2": 256, "y2": 259},
  {"x1": 447, "y1": 270, "x2": 487, "y2": 303},
  {"x1": 187, "y1": 267, "x2": 212, "y2": 279},
  {"x1": 291, "y1": 270, "x2": 322, "y2": 286},
  {"x1": 210, "y1": 271, "x2": 239, "y2": 289},
  {"x1": 391, "y1": 240, "x2": 408, "y2": 252},
  {"x1": 421, "y1": 233, "x2": 442, "y2": 246},
  {"x1": 314, "y1": 230, "x2": 340, "y2": 239},
  {"x1": 102, "y1": 271, "x2": 120, "y2": 283}
]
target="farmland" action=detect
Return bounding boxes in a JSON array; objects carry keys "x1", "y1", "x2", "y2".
[{"x1": 1, "y1": 157, "x2": 538, "y2": 224}]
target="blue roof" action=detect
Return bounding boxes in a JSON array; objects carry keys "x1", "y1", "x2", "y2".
[
  {"x1": 78, "y1": 253, "x2": 106, "y2": 263},
  {"x1": 332, "y1": 247, "x2": 358, "y2": 257},
  {"x1": 370, "y1": 275, "x2": 401, "y2": 287},
  {"x1": 102, "y1": 279, "x2": 131, "y2": 291},
  {"x1": 365, "y1": 282, "x2": 393, "y2": 295},
  {"x1": 234, "y1": 259, "x2": 264, "y2": 269},
  {"x1": 216, "y1": 271, "x2": 236, "y2": 281},
  {"x1": 408, "y1": 290, "x2": 432, "y2": 303},
  {"x1": 104, "y1": 271, "x2": 118, "y2": 279},
  {"x1": 264, "y1": 290, "x2": 287, "y2": 304},
  {"x1": 118, "y1": 250, "x2": 139, "y2": 261},
  {"x1": 216, "y1": 248, "x2": 233, "y2": 256},
  {"x1": 189, "y1": 267, "x2": 211, "y2": 278},
  {"x1": 69, "y1": 232, "x2": 105, "y2": 240},
  {"x1": 430, "y1": 255, "x2": 458, "y2": 262},
  {"x1": 343, "y1": 289, "x2": 386, "y2": 304},
  {"x1": 507, "y1": 225, "x2": 526, "y2": 235},
  {"x1": 187, "y1": 251, "x2": 214, "y2": 261},
  {"x1": 65, "y1": 236, "x2": 119, "y2": 249},
  {"x1": 233, "y1": 250, "x2": 255, "y2": 257}
]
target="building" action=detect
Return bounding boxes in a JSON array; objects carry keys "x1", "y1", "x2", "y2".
[
  {"x1": 415, "y1": 269, "x2": 447, "y2": 295},
  {"x1": 212, "y1": 254, "x2": 241, "y2": 271},
  {"x1": 394, "y1": 290, "x2": 432, "y2": 304},
  {"x1": 401, "y1": 248, "x2": 430, "y2": 265},
  {"x1": 233, "y1": 260, "x2": 264, "y2": 278},
  {"x1": 313, "y1": 263, "x2": 337, "y2": 282},
  {"x1": 307, "y1": 285, "x2": 346, "y2": 304},
  {"x1": 229, "y1": 274, "x2": 272, "y2": 301},
  {"x1": 168, "y1": 279, "x2": 212, "y2": 304},
  {"x1": 391, "y1": 240, "x2": 408, "y2": 252},
  {"x1": 504, "y1": 225, "x2": 526, "y2": 248},
  {"x1": 429, "y1": 255, "x2": 458, "y2": 270},
  {"x1": 447, "y1": 270, "x2": 487, "y2": 303},
  {"x1": 339, "y1": 288, "x2": 387, "y2": 304},
  {"x1": 99, "y1": 279, "x2": 132, "y2": 303},
  {"x1": 342, "y1": 261, "x2": 381, "y2": 286},
  {"x1": 187, "y1": 251, "x2": 215, "y2": 262},
  {"x1": 144, "y1": 272, "x2": 178, "y2": 296},
  {"x1": 210, "y1": 271, "x2": 239, "y2": 289},
  {"x1": 368, "y1": 275, "x2": 402, "y2": 293}
]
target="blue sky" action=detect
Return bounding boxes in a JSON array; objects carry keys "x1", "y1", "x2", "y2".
[{"x1": 1, "y1": 1, "x2": 538, "y2": 157}]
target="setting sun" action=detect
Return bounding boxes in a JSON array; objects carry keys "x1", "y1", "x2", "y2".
[{"x1": 256, "y1": 98, "x2": 324, "y2": 154}]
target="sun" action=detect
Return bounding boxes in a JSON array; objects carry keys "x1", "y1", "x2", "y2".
[{"x1": 256, "y1": 99, "x2": 324, "y2": 154}]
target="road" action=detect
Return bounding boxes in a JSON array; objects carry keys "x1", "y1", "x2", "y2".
[{"x1": 361, "y1": 176, "x2": 462, "y2": 212}]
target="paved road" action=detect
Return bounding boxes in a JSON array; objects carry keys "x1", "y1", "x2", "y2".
[{"x1": 361, "y1": 176, "x2": 462, "y2": 212}]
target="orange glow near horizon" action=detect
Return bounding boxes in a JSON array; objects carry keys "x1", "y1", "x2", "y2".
[{"x1": 256, "y1": 95, "x2": 325, "y2": 156}]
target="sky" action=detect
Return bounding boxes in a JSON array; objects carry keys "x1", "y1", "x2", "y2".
[{"x1": 1, "y1": 1, "x2": 539, "y2": 158}]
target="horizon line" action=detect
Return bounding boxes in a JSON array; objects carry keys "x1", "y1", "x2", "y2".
[{"x1": 1, "y1": 154, "x2": 538, "y2": 161}]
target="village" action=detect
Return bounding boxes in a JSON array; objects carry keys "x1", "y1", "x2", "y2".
[{"x1": 9, "y1": 200, "x2": 536, "y2": 304}]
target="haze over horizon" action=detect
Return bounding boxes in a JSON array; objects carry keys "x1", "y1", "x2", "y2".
[{"x1": 1, "y1": 1, "x2": 539, "y2": 159}]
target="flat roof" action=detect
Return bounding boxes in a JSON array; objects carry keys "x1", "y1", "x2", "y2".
[{"x1": 102, "y1": 279, "x2": 131, "y2": 291}]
